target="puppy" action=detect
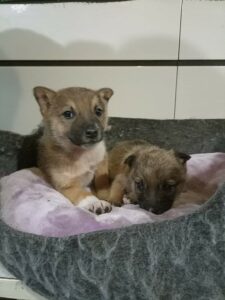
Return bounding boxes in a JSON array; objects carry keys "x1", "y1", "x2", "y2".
[
  {"x1": 33, "y1": 86, "x2": 113, "y2": 214},
  {"x1": 107, "y1": 140, "x2": 191, "y2": 214}
]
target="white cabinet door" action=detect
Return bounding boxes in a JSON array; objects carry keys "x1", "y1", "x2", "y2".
[
  {"x1": 0, "y1": 0, "x2": 182, "y2": 60},
  {"x1": 180, "y1": 0, "x2": 225, "y2": 59},
  {"x1": 175, "y1": 67, "x2": 225, "y2": 119}
]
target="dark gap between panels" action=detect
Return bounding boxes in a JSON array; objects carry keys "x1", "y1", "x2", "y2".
[{"x1": 0, "y1": 60, "x2": 225, "y2": 67}]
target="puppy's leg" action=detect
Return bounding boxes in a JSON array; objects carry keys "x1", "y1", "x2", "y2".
[
  {"x1": 30, "y1": 167, "x2": 46, "y2": 179},
  {"x1": 59, "y1": 182, "x2": 112, "y2": 214},
  {"x1": 108, "y1": 174, "x2": 126, "y2": 206},
  {"x1": 59, "y1": 183, "x2": 91, "y2": 204},
  {"x1": 93, "y1": 156, "x2": 110, "y2": 200}
]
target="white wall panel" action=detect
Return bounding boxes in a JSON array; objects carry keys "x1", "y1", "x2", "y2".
[
  {"x1": 180, "y1": 1, "x2": 225, "y2": 59},
  {"x1": 0, "y1": 67, "x2": 177, "y2": 134},
  {"x1": 0, "y1": 0, "x2": 181, "y2": 60},
  {"x1": 176, "y1": 67, "x2": 225, "y2": 119}
]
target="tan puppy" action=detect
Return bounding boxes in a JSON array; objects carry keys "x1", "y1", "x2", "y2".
[
  {"x1": 33, "y1": 86, "x2": 113, "y2": 214},
  {"x1": 108, "y1": 140, "x2": 191, "y2": 214}
]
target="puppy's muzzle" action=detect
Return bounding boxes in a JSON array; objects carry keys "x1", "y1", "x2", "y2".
[
  {"x1": 68, "y1": 123, "x2": 103, "y2": 146},
  {"x1": 85, "y1": 125, "x2": 98, "y2": 140},
  {"x1": 83, "y1": 124, "x2": 102, "y2": 144},
  {"x1": 139, "y1": 200, "x2": 173, "y2": 215}
]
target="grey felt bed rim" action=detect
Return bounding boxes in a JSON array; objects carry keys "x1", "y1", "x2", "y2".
[
  {"x1": 1, "y1": 118, "x2": 225, "y2": 300},
  {"x1": 0, "y1": 185, "x2": 225, "y2": 300}
]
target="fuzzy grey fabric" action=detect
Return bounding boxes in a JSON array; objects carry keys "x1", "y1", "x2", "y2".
[
  {"x1": 0, "y1": 118, "x2": 225, "y2": 300},
  {"x1": 106, "y1": 118, "x2": 225, "y2": 153}
]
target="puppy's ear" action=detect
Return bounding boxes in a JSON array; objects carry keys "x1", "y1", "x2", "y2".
[
  {"x1": 98, "y1": 88, "x2": 113, "y2": 102},
  {"x1": 124, "y1": 154, "x2": 136, "y2": 168},
  {"x1": 33, "y1": 86, "x2": 56, "y2": 116},
  {"x1": 175, "y1": 151, "x2": 191, "y2": 164}
]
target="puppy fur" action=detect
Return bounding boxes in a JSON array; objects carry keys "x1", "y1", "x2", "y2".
[
  {"x1": 33, "y1": 86, "x2": 113, "y2": 214},
  {"x1": 108, "y1": 140, "x2": 190, "y2": 214}
]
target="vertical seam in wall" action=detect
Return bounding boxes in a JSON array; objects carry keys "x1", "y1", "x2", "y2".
[{"x1": 174, "y1": 0, "x2": 184, "y2": 119}]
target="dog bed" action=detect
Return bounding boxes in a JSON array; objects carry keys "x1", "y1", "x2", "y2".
[
  {"x1": 1, "y1": 153, "x2": 225, "y2": 237},
  {"x1": 1, "y1": 117, "x2": 225, "y2": 300}
]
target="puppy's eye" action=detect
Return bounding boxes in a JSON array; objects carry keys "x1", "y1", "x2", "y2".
[
  {"x1": 135, "y1": 179, "x2": 145, "y2": 192},
  {"x1": 163, "y1": 181, "x2": 176, "y2": 192},
  {"x1": 62, "y1": 110, "x2": 75, "y2": 119},
  {"x1": 95, "y1": 106, "x2": 103, "y2": 117}
]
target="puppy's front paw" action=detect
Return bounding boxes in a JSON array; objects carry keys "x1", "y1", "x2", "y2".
[{"x1": 78, "y1": 196, "x2": 112, "y2": 215}]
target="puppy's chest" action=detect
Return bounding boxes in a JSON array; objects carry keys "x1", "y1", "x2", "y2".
[
  {"x1": 57, "y1": 143, "x2": 105, "y2": 186},
  {"x1": 66, "y1": 156, "x2": 97, "y2": 184}
]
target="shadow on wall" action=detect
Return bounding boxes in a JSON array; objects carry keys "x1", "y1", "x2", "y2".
[
  {"x1": 0, "y1": 28, "x2": 224, "y2": 134},
  {"x1": 0, "y1": 29, "x2": 113, "y2": 60}
]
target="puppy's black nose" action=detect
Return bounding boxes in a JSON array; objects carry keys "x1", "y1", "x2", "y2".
[
  {"x1": 85, "y1": 126, "x2": 98, "y2": 139},
  {"x1": 151, "y1": 207, "x2": 170, "y2": 215},
  {"x1": 150, "y1": 208, "x2": 162, "y2": 215}
]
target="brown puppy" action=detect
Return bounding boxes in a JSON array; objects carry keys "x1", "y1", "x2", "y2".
[
  {"x1": 108, "y1": 140, "x2": 190, "y2": 214},
  {"x1": 33, "y1": 86, "x2": 113, "y2": 214}
]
